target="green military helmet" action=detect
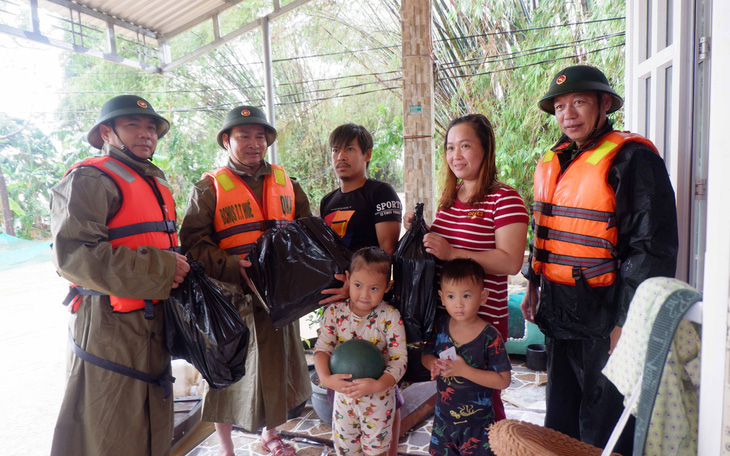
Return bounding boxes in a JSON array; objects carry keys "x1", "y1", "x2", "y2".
[
  {"x1": 87, "y1": 95, "x2": 170, "y2": 149},
  {"x1": 538, "y1": 65, "x2": 624, "y2": 115},
  {"x1": 216, "y1": 105, "x2": 277, "y2": 149}
]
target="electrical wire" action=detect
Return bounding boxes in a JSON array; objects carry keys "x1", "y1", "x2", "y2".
[
  {"x1": 443, "y1": 43, "x2": 625, "y2": 80},
  {"x1": 434, "y1": 17, "x2": 624, "y2": 42},
  {"x1": 11, "y1": 39, "x2": 622, "y2": 119},
  {"x1": 436, "y1": 32, "x2": 625, "y2": 69},
  {"x1": 278, "y1": 76, "x2": 402, "y2": 99},
  {"x1": 57, "y1": 69, "x2": 403, "y2": 95},
  {"x1": 200, "y1": 17, "x2": 625, "y2": 66},
  {"x1": 277, "y1": 85, "x2": 400, "y2": 106}
]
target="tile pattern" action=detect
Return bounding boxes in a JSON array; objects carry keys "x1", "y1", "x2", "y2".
[{"x1": 185, "y1": 356, "x2": 546, "y2": 455}]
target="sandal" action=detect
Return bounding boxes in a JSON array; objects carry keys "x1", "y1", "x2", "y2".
[{"x1": 261, "y1": 432, "x2": 296, "y2": 456}]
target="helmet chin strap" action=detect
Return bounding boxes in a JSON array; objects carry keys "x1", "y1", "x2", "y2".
[
  {"x1": 109, "y1": 122, "x2": 154, "y2": 163},
  {"x1": 230, "y1": 152, "x2": 260, "y2": 170}
]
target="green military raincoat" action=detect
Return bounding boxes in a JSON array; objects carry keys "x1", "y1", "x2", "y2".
[{"x1": 50, "y1": 144, "x2": 179, "y2": 456}]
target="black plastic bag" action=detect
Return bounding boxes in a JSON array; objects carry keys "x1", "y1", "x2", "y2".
[
  {"x1": 245, "y1": 216, "x2": 352, "y2": 329},
  {"x1": 165, "y1": 260, "x2": 249, "y2": 390},
  {"x1": 392, "y1": 202, "x2": 438, "y2": 345}
]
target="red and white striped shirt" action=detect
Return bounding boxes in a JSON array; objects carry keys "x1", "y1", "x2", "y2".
[{"x1": 431, "y1": 186, "x2": 529, "y2": 320}]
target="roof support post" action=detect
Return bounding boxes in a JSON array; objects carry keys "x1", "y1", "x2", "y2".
[
  {"x1": 261, "y1": 15, "x2": 277, "y2": 164},
  {"x1": 106, "y1": 22, "x2": 117, "y2": 56},
  {"x1": 30, "y1": 0, "x2": 40, "y2": 34},
  {"x1": 402, "y1": 0, "x2": 435, "y2": 220}
]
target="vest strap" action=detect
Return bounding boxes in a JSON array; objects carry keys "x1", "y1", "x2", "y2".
[
  {"x1": 533, "y1": 247, "x2": 619, "y2": 272},
  {"x1": 215, "y1": 219, "x2": 289, "y2": 243},
  {"x1": 63, "y1": 285, "x2": 157, "y2": 320},
  {"x1": 62, "y1": 285, "x2": 105, "y2": 309},
  {"x1": 143, "y1": 300, "x2": 155, "y2": 320},
  {"x1": 534, "y1": 224, "x2": 616, "y2": 252},
  {"x1": 533, "y1": 201, "x2": 616, "y2": 228},
  {"x1": 225, "y1": 244, "x2": 255, "y2": 256},
  {"x1": 68, "y1": 329, "x2": 174, "y2": 399},
  {"x1": 108, "y1": 219, "x2": 177, "y2": 241}
]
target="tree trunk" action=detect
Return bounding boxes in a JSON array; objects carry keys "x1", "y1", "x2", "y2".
[{"x1": 0, "y1": 166, "x2": 14, "y2": 236}]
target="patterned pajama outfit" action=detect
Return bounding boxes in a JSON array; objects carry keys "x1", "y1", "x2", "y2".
[
  {"x1": 314, "y1": 301, "x2": 407, "y2": 456},
  {"x1": 423, "y1": 316, "x2": 511, "y2": 456}
]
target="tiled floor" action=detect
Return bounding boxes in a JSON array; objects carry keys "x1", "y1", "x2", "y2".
[
  {"x1": 179, "y1": 356, "x2": 546, "y2": 455},
  {"x1": 1, "y1": 257, "x2": 543, "y2": 456}
]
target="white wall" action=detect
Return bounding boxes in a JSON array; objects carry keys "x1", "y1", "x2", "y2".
[{"x1": 699, "y1": 1, "x2": 730, "y2": 453}]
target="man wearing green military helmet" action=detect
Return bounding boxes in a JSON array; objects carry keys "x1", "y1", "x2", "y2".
[
  {"x1": 87, "y1": 94, "x2": 171, "y2": 159},
  {"x1": 521, "y1": 65, "x2": 679, "y2": 453},
  {"x1": 180, "y1": 105, "x2": 311, "y2": 456},
  {"x1": 50, "y1": 95, "x2": 190, "y2": 455}
]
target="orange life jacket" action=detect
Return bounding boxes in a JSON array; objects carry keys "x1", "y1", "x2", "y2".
[
  {"x1": 205, "y1": 165, "x2": 295, "y2": 257},
  {"x1": 531, "y1": 131, "x2": 658, "y2": 286},
  {"x1": 63, "y1": 156, "x2": 179, "y2": 314}
]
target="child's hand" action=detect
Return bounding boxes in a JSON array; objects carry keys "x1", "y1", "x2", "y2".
[
  {"x1": 437, "y1": 354, "x2": 470, "y2": 378},
  {"x1": 430, "y1": 360, "x2": 446, "y2": 380},
  {"x1": 321, "y1": 373, "x2": 354, "y2": 393},
  {"x1": 342, "y1": 378, "x2": 383, "y2": 399}
]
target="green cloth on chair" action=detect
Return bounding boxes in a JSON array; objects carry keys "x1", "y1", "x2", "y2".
[{"x1": 505, "y1": 292, "x2": 545, "y2": 355}]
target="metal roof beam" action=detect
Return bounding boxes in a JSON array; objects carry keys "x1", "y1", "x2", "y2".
[
  {"x1": 0, "y1": 0, "x2": 314, "y2": 74},
  {"x1": 0, "y1": 22, "x2": 161, "y2": 73},
  {"x1": 42, "y1": 0, "x2": 158, "y2": 38},
  {"x1": 160, "y1": 18, "x2": 259, "y2": 73},
  {"x1": 160, "y1": 0, "x2": 246, "y2": 40},
  {"x1": 160, "y1": 0, "x2": 314, "y2": 73}
]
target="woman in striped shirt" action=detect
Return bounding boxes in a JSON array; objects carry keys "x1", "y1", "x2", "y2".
[{"x1": 406, "y1": 113, "x2": 529, "y2": 420}]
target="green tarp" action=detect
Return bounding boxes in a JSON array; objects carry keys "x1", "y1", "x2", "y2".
[{"x1": 0, "y1": 233, "x2": 52, "y2": 271}]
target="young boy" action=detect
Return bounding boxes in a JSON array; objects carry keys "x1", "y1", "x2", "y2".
[
  {"x1": 314, "y1": 247, "x2": 408, "y2": 456},
  {"x1": 422, "y1": 258, "x2": 512, "y2": 456}
]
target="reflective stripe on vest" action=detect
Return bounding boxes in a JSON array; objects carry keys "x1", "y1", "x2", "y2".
[
  {"x1": 531, "y1": 131, "x2": 658, "y2": 286},
  {"x1": 206, "y1": 164, "x2": 295, "y2": 257},
  {"x1": 64, "y1": 156, "x2": 179, "y2": 313}
]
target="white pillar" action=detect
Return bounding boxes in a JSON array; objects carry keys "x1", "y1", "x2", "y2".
[{"x1": 261, "y1": 15, "x2": 277, "y2": 164}]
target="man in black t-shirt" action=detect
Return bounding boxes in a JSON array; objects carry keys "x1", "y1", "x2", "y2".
[
  {"x1": 320, "y1": 123, "x2": 402, "y2": 256},
  {"x1": 319, "y1": 124, "x2": 403, "y2": 456}
]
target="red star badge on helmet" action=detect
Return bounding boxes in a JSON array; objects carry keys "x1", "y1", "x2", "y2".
[
  {"x1": 556, "y1": 75, "x2": 567, "y2": 84},
  {"x1": 241, "y1": 109, "x2": 251, "y2": 116},
  {"x1": 137, "y1": 100, "x2": 148, "y2": 108}
]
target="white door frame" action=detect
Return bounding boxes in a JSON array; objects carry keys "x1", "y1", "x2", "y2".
[
  {"x1": 628, "y1": 0, "x2": 729, "y2": 453},
  {"x1": 625, "y1": 0, "x2": 693, "y2": 283},
  {"x1": 701, "y1": 1, "x2": 730, "y2": 453}
]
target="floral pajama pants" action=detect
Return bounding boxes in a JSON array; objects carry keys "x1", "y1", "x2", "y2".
[{"x1": 332, "y1": 386, "x2": 397, "y2": 455}]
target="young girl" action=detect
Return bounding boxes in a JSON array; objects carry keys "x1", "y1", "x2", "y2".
[
  {"x1": 405, "y1": 113, "x2": 528, "y2": 420},
  {"x1": 422, "y1": 258, "x2": 512, "y2": 455},
  {"x1": 314, "y1": 247, "x2": 407, "y2": 456}
]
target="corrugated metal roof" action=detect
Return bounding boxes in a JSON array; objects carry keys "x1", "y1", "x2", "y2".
[
  {"x1": 1, "y1": 0, "x2": 309, "y2": 72},
  {"x1": 40, "y1": 0, "x2": 246, "y2": 38}
]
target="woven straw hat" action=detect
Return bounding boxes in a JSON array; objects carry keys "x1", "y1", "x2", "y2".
[{"x1": 489, "y1": 420, "x2": 622, "y2": 456}]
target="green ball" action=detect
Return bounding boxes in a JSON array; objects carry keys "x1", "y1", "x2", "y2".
[{"x1": 329, "y1": 339, "x2": 386, "y2": 381}]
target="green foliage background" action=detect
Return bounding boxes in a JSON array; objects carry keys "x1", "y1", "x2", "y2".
[{"x1": 0, "y1": 0, "x2": 625, "y2": 240}]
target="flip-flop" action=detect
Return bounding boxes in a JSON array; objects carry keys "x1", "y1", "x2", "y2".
[{"x1": 261, "y1": 433, "x2": 296, "y2": 456}]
